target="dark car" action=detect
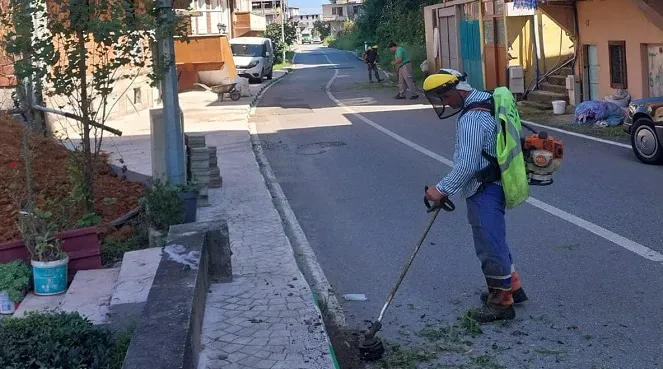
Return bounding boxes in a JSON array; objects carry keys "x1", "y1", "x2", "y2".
[{"x1": 623, "y1": 97, "x2": 663, "y2": 164}]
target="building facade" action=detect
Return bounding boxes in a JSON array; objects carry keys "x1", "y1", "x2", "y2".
[
  {"x1": 322, "y1": 0, "x2": 362, "y2": 35},
  {"x1": 423, "y1": 0, "x2": 663, "y2": 105},
  {"x1": 252, "y1": 0, "x2": 287, "y2": 25},
  {"x1": 292, "y1": 13, "x2": 321, "y2": 43}
]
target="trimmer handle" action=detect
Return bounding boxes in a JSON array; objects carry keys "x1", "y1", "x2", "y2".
[{"x1": 424, "y1": 186, "x2": 455, "y2": 213}]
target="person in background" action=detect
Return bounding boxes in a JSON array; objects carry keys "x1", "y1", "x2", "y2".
[
  {"x1": 388, "y1": 42, "x2": 418, "y2": 100},
  {"x1": 362, "y1": 44, "x2": 382, "y2": 83}
]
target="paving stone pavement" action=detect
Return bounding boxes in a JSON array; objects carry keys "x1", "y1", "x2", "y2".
[
  {"x1": 97, "y1": 72, "x2": 334, "y2": 368},
  {"x1": 195, "y1": 127, "x2": 336, "y2": 368}
]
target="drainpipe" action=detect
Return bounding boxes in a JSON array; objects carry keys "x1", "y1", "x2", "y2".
[
  {"x1": 572, "y1": 0, "x2": 583, "y2": 101},
  {"x1": 532, "y1": 13, "x2": 540, "y2": 90}
]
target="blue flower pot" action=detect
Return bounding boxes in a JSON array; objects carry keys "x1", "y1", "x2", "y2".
[{"x1": 31, "y1": 257, "x2": 68, "y2": 295}]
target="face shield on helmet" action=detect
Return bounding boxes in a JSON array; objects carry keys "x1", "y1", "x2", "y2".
[{"x1": 423, "y1": 73, "x2": 466, "y2": 120}]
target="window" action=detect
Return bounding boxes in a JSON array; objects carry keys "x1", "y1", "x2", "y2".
[
  {"x1": 608, "y1": 41, "x2": 628, "y2": 89},
  {"x1": 133, "y1": 87, "x2": 142, "y2": 105},
  {"x1": 332, "y1": 7, "x2": 336, "y2": 15}
]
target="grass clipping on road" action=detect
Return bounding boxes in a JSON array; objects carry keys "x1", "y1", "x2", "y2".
[{"x1": 378, "y1": 315, "x2": 506, "y2": 369}]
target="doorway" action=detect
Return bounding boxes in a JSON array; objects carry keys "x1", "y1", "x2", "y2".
[
  {"x1": 481, "y1": 0, "x2": 507, "y2": 90},
  {"x1": 460, "y1": 2, "x2": 484, "y2": 90},
  {"x1": 647, "y1": 44, "x2": 663, "y2": 97},
  {"x1": 437, "y1": 7, "x2": 459, "y2": 71},
  {"x1": 583, "y1": 45, "x2": 599, "y2": 100}
]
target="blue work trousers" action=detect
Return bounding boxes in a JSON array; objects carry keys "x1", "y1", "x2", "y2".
[{"x1": 466, "y1": 183, "x2": 513, "y2": 291}]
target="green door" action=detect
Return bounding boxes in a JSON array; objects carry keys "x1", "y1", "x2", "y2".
[{"x1": 460, "y1": 2, "x2": 484, "y2": 90}]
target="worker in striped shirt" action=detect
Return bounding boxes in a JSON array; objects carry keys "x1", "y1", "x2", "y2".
[{"x1": 422, "y1": 71, "x2": 527, "y2": 323}]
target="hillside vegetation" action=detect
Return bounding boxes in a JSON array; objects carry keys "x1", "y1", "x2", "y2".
[{"x1": 325, "y1": 0, "x2": 438, "y2": 81}]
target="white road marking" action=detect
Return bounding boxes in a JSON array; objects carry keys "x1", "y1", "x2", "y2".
[
  {"x1": 521, "y1": 119, "x2": 632, "y2": 149},
  {"x1": 321, "y1": 52, "x2": 663, "y2": 263}
]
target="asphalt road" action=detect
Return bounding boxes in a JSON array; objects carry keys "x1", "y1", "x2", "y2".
[{"x1": 253, "y1": 45, "x2": 663, "y2": 369}]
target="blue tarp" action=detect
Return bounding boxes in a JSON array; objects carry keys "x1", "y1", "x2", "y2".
[{"x1": 573, "y1": 101, "x2": 625, "y2": 126}]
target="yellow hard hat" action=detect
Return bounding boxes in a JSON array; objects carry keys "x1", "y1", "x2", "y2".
[
  {"x1": 423, "y1": 73, "x2": 460, "y2": 93},
  {"x1": 371, "y1": 45, "x2": 378, "y2": 49}
]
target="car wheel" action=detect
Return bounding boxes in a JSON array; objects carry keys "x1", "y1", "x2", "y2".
[
  {"x1": 266, "y1": 69, "x2": 273, "y2": 80},
  {"x1": 631, "y1": 118, "x2": 663, "y2": 164}
]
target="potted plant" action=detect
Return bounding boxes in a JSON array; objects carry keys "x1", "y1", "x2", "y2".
[
  {"x1": 0, "y1": 260, "x2": 31, "y2": 314},
  {"x1": 17, "y1": 210, "x2": 69, "y2": 296},
  {"x1": 176, "y1": 180, "x2": 200, "y2": 224}
]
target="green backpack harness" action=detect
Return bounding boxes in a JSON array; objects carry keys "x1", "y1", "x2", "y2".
[{"x1": 458, "y1": 87, "x2": 530, "y2": 209}]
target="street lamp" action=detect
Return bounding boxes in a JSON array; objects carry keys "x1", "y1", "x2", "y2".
[{"x1": 217, "y1": 22, "x2": 227, "y2": 34}]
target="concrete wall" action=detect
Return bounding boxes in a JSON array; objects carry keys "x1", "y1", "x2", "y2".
[
  {"x1": 577, "y1": 0, "x2": 663, "y2": 99},
  {"x1": 43, "y1": 73, "x2": 157, "y2": 137},
  {"x1": 507, "y1": 11, "x2": 574, "y2": 87}
]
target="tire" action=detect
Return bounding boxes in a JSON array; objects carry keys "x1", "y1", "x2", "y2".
[
  {"x1": 229, "y1": 90, "x2": 241, "y2": 101},
  {"x1": 631, "y1": 118, "x2": 663, "y2": 164},
  {"x1": 266, "y1": 68, "x2": 273, "y2": 80}
]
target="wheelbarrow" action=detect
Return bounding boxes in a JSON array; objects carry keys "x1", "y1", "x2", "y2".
[{"x1": 194, "y1": 82, "x2": 242, "y2": 102}]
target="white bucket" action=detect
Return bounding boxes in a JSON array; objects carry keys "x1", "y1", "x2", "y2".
[
  {"x1": 0, "y1": 291, "x2": 16, "y2": 314},
  {"x1": 552, "y1": 100, "x2": 567, "y2": 115}
]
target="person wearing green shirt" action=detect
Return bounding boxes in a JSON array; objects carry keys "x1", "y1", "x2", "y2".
[{"x1": 389, "y1": 42, "x2": 419, "y2": 100}]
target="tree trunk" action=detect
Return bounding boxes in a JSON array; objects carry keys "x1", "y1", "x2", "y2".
[{"x1": 78, "y1": 30, "x2": 95, "y2": 214}]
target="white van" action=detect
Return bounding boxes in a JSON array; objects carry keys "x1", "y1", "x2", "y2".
[{"x1": 230, "y1": 37, "x2": 274, "y2": 82}]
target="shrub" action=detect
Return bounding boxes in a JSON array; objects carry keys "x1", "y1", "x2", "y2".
[
  {"x1": 0, "y1": 311, "x2": 129, "y2": 369},
  {"x1": 141, "y1": 180, "x2": 184, "y2": 232},
  {"x1": 0, "y1": 260, "x2": 31, "y2": 302}
]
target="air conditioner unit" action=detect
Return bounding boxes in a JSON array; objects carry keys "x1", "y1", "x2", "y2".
[{"x1": 508, "y1": 66, "x2": 525, "y2": 94}]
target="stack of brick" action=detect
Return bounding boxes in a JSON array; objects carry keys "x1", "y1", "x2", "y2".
[
  {"x1": 185, "y1": 133, "x2": 210, "y2": 207},
  {"x1": 208, "y1": 146, "x2": 222, "y2": 188}
]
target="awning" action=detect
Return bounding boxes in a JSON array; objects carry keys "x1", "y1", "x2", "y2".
[{"x1": 513, "y1": 0, "x2": 545, "y2": 10}]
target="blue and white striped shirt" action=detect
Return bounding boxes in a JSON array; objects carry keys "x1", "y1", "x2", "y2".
[{"x1": 436, "y1": 89, "x2": 499, "y2": 198}]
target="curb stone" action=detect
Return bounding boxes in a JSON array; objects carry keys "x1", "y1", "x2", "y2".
[{"x1": 246, "y1": 66, "x2": 346, "y2": 368}]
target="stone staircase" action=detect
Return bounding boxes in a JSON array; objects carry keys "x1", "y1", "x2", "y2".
[
  {"x1": 14, "y1": 247, "x2": 162, "y2": 325},
  {"x1": 521, "y1": 66, "x2": 572, "y2": 110}
]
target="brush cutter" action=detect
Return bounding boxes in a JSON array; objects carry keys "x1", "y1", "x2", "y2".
[{"x1": 358, "y1": 186, "x2": 455, "y2": 361}]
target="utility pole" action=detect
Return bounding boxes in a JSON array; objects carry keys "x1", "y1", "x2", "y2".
[
  {"x1": 156, "y1": 0, "x2": 186, "y2": 185},
  {"x1": 280, "y1": 0, "x2": 286, "y2": 63}
]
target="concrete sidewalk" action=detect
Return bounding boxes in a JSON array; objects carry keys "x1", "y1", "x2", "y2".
[{"x1": 102, "y1": 71, "x2": 337, "y2": 369}]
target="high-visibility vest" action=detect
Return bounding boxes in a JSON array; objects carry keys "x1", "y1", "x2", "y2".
[
  {"x1": 459, "y1": 87, "x2": 530, "y2": 209},
  {"x1": 493, "y1": 87, "x2": 530, "y2": 209}
]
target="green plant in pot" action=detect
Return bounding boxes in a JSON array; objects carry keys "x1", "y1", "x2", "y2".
[
  {"x1": 0, "y1": 260, "x2": 32, "y2": 314},
  {"x1": 176, "y1": 180, "x2": 200, "y2": 224},
  {"x1": 142, "y1": 180, "x2": 185, "y2": 233},
  {"x1": 17, "y1": 209, "x2": 69, "y2": 296}
]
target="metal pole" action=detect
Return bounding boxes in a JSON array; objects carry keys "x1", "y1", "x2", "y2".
[
  {"x1": 156, "y1": 0, "x2": 186, "y2": 185},
  {"x1": 281, "y1": 0, "x2": 286, "y2": 63}
]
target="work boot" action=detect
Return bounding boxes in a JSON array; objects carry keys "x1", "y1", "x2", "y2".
[
  {"x1": 467, "y1": 289, "x2": 515, "y2": 323},
  {"x1": 480, "y1": 271, "x2": 528, "y2": 304},
  {"x1": 410, "y1": 94, "x2": 419, "y2": 100},
  {"x1": 480, "y1": 288, "x2": 528, "y2": 304},
  {"x1": 394, "y1": 94, "x2": 406, "y2": 99}
]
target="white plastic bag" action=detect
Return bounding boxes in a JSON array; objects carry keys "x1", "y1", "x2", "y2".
[
  {"x1": 234, "y1": 76, "x2": 251, "y2": 97},
  {"x1": 420, "y1": 60, "x2": 429, "y2": 74}
]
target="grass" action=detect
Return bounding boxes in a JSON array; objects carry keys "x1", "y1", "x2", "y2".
[
  {"x1": 107, "y1": 328, "x2": 134, "y2": 369},
  {"x1": 376, "y1": 315, "x2": 503, "y2": 369},
  {"x1": 274, "y1": 51, "x2": 295, "y2": 70}
]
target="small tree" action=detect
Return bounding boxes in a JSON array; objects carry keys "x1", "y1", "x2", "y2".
[
  {"x1": 264, "y1": 22, "x2": 297, "y2": 64},
  {"x1": 313, "y1": 20, "x2": 331, "y2": 39},
  {"x1": 0, "y1": 0, "x2": 188, "y2": 214}
]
